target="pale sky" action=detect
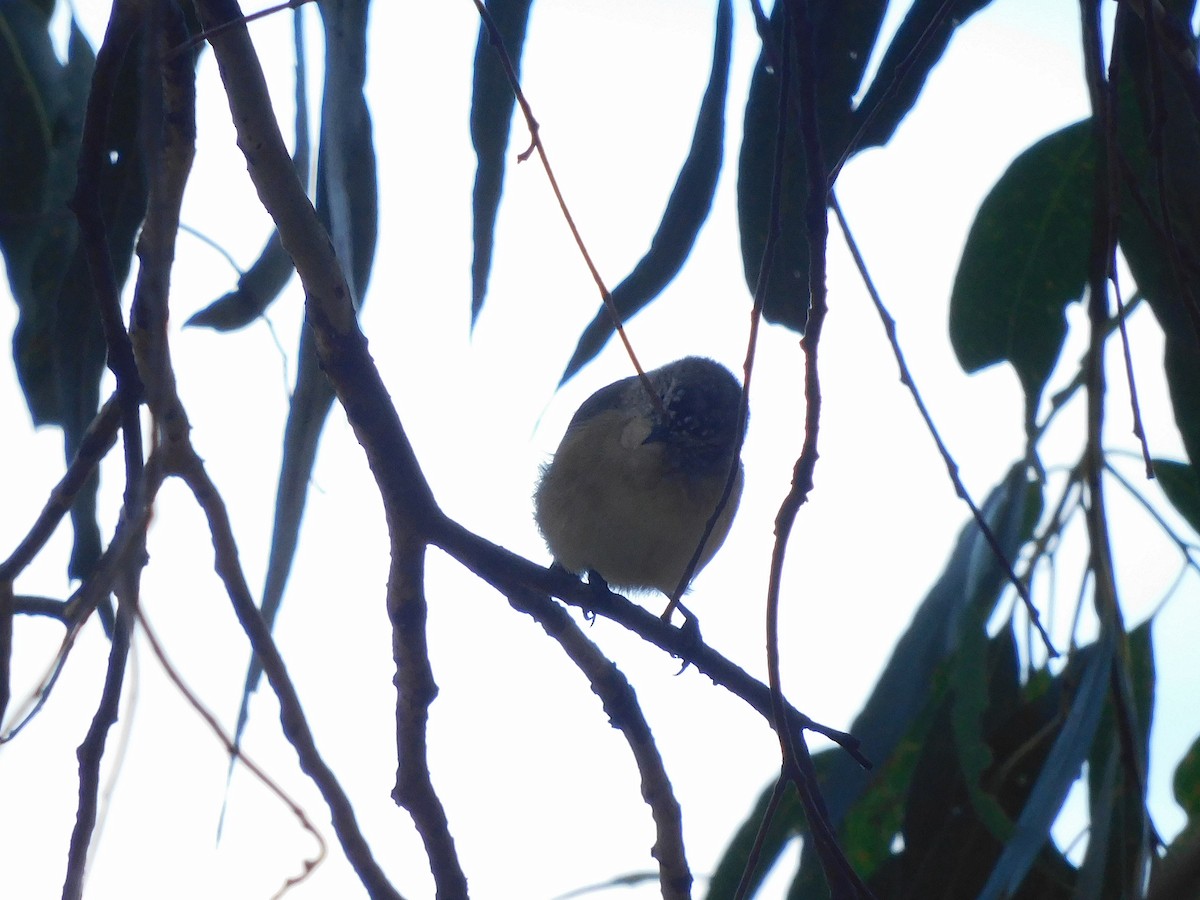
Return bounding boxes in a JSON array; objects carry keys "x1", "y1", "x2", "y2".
[{"x1": 2, "y1": 1, "x2": 1196, "y2": 898}]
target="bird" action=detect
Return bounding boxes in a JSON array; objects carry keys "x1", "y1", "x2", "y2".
[{"x1": 534, "y1": 356, "x2": 745, "y2": 598}]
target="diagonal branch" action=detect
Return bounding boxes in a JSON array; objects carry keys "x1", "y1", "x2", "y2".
[
  {"x1": 173, "y1": 445, "x2": 404, "y2": 900},
  {"x1": 505, "y1": 583, "x2": 691, "y2": 898}
]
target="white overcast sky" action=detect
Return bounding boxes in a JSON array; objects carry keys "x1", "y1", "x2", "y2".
[{"x1": 2, "y1": 1, "x2": 1197, "y2": 898}]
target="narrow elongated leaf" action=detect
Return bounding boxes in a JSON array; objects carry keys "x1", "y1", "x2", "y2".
[
  {"x1": 977, "y1": 632, "x2": 1115, "y2": 900},
  {"x1": 705, "y1": 777, "x2": 806, "y2": 897},
  {"x1": 851, "y1": 0, "x2": 995, "y2": 153},
  {"x1": 1076, "y1": 620, "x2": 1155, "y2": 900},
  {"x1": 227, "y1": 0, "x2": 378, "y2": 801},
  {"x1": 1, "y1": 6, "x2": 94, "y2": 425},
  {"x1": 736, "y1": 0, "x2": 887, "y2": 333},
  {"x1": 949, "y1": 120, "x2": 1094, "y2": 415},
  {"x1": 1112, "y1": 5, "x2": 1200, "y2": 474},
  {"x1": 469, "y1": 0, "x2": 533, "y2": 323},
  {"x1": 708, "y1": 466, "x2": 1038, "y2": 897},
  {"x1": 559, "y1": 0, "x2": 732, "y2": 383},
  {"x1": 187, "y1": 6, "x2": 310, "y2": 331},
  {"x1": 2, "y1": 8, "x2": 147, "y2": 581}
]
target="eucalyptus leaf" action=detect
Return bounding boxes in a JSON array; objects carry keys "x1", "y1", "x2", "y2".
[
  {"x1": 560, "y1": 0, "x2": 732, "y2": 384},
  {"x1": 469, "y1": 0, "x2": 533, "y2": 324},
  {"x1": 949, "y1": 120, "x2": 1094, "y2": 416}
]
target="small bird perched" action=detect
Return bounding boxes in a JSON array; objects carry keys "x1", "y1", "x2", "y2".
[{"x1": 534, "y1": 356, "x2": 745, "y2": 597}]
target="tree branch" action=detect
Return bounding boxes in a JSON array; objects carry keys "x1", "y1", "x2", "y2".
[
  {"x1": 389, "y1": 534, "x2": 467, "y2": 898},
  {"x1": 505, "y1": 582, "x2": 691, "y2": 898}
]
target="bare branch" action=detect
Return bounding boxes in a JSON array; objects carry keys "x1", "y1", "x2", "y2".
[
  {"x1": 389, "y1": 534, "x2": 467, "y2": 897},
  {"x1": 506, "y1": 583, "x2": 691, "y2": 897}
]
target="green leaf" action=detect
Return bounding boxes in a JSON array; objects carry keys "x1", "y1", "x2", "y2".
[
  {"x1": 469, "y1": 0, "x2": 533, "y2": 324},
  {"x1": 710, "y1": 467, "x2": 1038, "y2": 897},
  {"x1": 736, "y1": 0, "x2": 887, "y2": 333},
  {"x1": 1075, "y1": 620, "x2": 1156, "y2": 899},
  {"x1": 559, "y1": 0, "x2": 732, "y2": 384},
  {"x1": 1148, "y1": 728, "x2": 1200, "y2": 900},
  {"x1": 852, "y1": 0, "x2": 996, "y2": 153},
  {"x1": 1153, "y1": 459, "x2": 1200, "y2": 537},
  {"x1": 978, "y1": 633, "x2": 1115, "y2": 900},
  {"x1": 1176, "y1": 735, "x2": 1200, "y2": 822},
  {"x1": 1, "y1": 4, "x2": 94, "y2": 426},
  {"x1": 949, "y1": 120, "x2": 1094, "y2": 415},
  {"x1": 840, "y1": 627, "x2": 1075, "y2": 900},
  {"x1": 185, "y1": 232, "x2": 296, "y2": 330},
  {"x1": 1112, "y1": 3, "x2": 1200, "y2": 474},
  {"x1": 2, "y1": 8, "x2": 147, "y2": 581},
  {"x1": 705, "y1": 778, "x2": 804, "y2": 898}
]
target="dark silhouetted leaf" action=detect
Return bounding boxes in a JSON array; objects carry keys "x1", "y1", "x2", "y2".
[
  {"x1": 185, "y1": 232, "x2": 296, "y2": 330},
  {"x1": 469, "y1": 0, "x2": 533, "y2": 324},
  {"x1": 559, "y1": 0, "x2": 732, "y2": 383},
  {"x1": 1112, "y1": 4, "x2": 1200, "y2": 475},
  {"x1": 1076, "y1": 620, "x2": 1155, "y2": 900},
  {"x1": 1, "y1": 5, "x2": 95, "y2": 425},
  {"x1": 1148, "y1": 731, "x2": 1200, "y2": 900},
  {"x1": 1154, "y1": 459, "x2": 1200, "y2": 536},
  {"x1": 704, "y1": 777, "x2": 804, "y2": 898},
  {"x1": 709, "y1": 466, "x2": 1039, "y2": 898},
  {"x1": 851, "y1": 0, "x2": 996, "y2": 153},
  {"x1": 977, "y1": 634, "x2": 1114, "y2": 900},
  {"x1": 188, "y1": 7, "x2": 310, "y2": 332},
  {"x1": 2, "y1": 6, "x2": 147, "y2": 581},
  {"x1": 227, "y1": 0, "x2": 378, "y2": 812},
  {"x1": 737, "y1": 0, "x2": 887, "y2": 333},
  {"x1": 1176, "y1": 734, "x2": 1200, "y2": 822},
  {"x1": 949, "y1": 120, "x2": 1094, "y2": 415}
]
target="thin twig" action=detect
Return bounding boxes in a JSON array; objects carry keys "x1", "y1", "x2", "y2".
[
  {"x1": 1083, "y1": 8, "x2": 1152, "y2": 889},
  {"x1": 136, "y1": 604, "x2": 326, "y2": 896},
  {"x1": 767, "y1": 3, "x2": 868, "y2": 896},
  {"x1": 830, "y1": 193, "x2": 1059, "y2": 659},
  {"x1": 1103, "y1": 43, "x2": 1153, "y2": 479},
  {"x1": 469, "y1": 0, "x2": 659, "y2": 407},
  {"x1": 1037, "y1": 294, "x2": 1144, "y2": 443},
  {"x1": 733, "y1": 777, "x2": 788, "y2": 900},
  {"x1": 69, "y1": 0, "x2": 144, "y2": 512},
  {"x1": 1106, "y1": 460, "x2": 1200, "y2": 572}
]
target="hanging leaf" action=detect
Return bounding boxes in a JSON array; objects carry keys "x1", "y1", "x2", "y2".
[
  {"x1": 1147, "y1": 730, "x2": 1200, "y2": 898},
  {"x1": 1112, "y1": 4, "x2": 1200, "y2": 475},
  {"x1": 708, "y1": 466, "x2": 1038, "y2": 897},
  {"x1": 850, "y1": 0, "x2": 996, "y2": 154},
  {"x1": 558, "y1": 0, "x2": 732, "y2": 384},
  {"x1": 2, "y1": 6, "x2": 147, "y2": 581},
  {"x1": 226, "y1": 0, "x2": 378, "y2": 812},
  {"x1": 736, "y1": 0, "x2": 886, "y2": 333},
  {"x1": 977, "y1": 633, "x2": 1114, "y2": 900},
  {"x1": 187, "y1": 6, "x2": 310, "y2": 332},
  {"x1": 469, "y1": 0, "x2": 533, "y2": 324},
  {"x1": 949, "y1": 120, "x2": 1094, "y2": 417},
  {"x1": 1075, "y1": 620, "x2": 1155, "y2": 900},
  {"x1": 1153, "y1": 459, "x2": 1200, "y2": 536}
]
